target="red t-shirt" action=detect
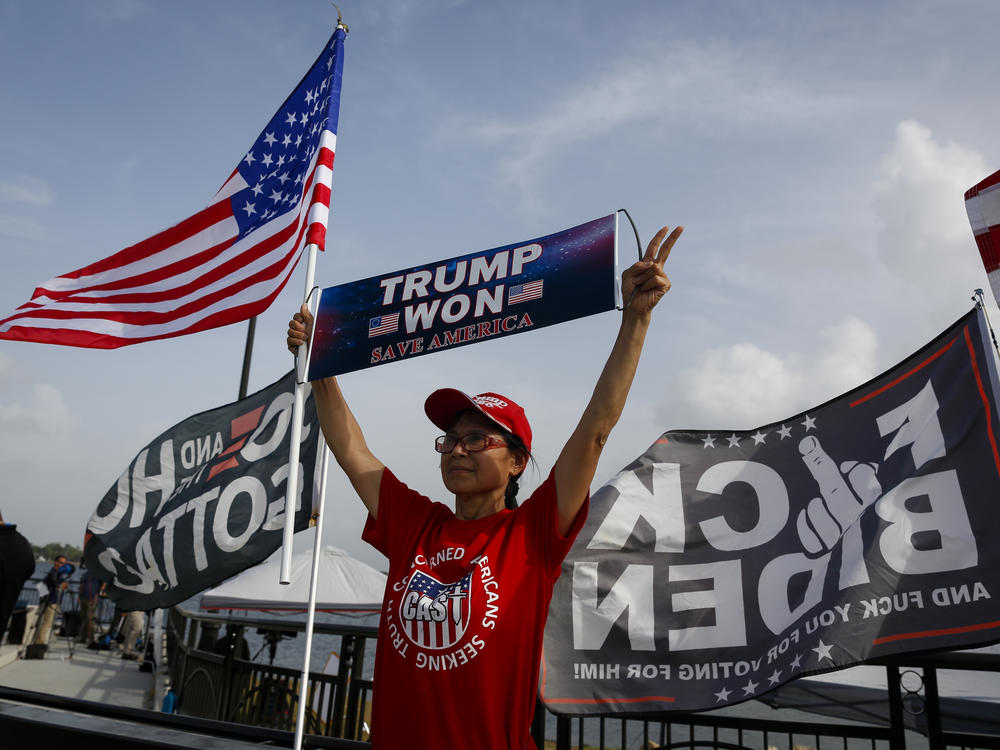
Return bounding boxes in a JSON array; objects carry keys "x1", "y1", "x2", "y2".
[{"x1": 362, "y1": 468, "x2": 587, "y2": 749}]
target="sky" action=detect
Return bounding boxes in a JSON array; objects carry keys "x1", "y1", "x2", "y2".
[{"x1": 1, "y1": 0, "x2": 998, "y2": 572}]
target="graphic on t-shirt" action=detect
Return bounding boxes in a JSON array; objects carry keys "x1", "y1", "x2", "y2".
[{"x1": 399, "y1": 569, "x2": 473, "y2": 649}]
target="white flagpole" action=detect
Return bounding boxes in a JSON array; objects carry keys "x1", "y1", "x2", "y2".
[
  {"x1": 280, "y1": 17, "x2": 347, "y2": 583},
  {"x1": 281, "y1": 243, "x2": 321, "y2": 584},
  {"x1": 293, "y1": 445, "x2": 331, "y2": 750}
]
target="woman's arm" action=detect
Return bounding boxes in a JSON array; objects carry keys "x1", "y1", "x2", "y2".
[
  {"x1": 552, "y1": 225, "x2": 683, "y2": 536},
  {"x1": 288, "y1": 305, "x2": 385, "y2": 518}
]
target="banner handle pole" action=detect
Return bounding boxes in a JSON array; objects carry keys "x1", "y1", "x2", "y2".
[
  {"x1": 238, "y1": 317, "x2": 257, "y2": 401},
  {"x1": 281, "y1": 242, "x2": 321, "y2": 583},
  {"x1": 974, "y1": 288, "x2": 1000, "y2": 358},
  {"x1": 293, "y1": 445, "x2": 331, "y2": 750}
]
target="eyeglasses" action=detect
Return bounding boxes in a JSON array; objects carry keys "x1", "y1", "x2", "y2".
[{"x1": 435, "y1": 432, "x2": 508, "y2": 454}]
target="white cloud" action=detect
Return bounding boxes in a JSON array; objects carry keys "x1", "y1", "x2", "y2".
[
  {"x1": 92, "y1": 0, "x2": 150, "y2": 24},
  {"x1": 874, "y1": 120, "x2": 987, "y2": 288},
  {"x1": 361, "y1": 0, "x2": 467, "y2": 36},
  {"x1": 0, "y1": 176, "x2": 53, "y2": 206},
  {"x1": 0, "y1": 213, "x2": 47, "y2": 243},
  {"x1": 0, "y1": 382, "x2": 73, "y2": 436},
  {"x1": 674, "y1": 316, "x2": 879, "y2": 428},
  {"x1": 813, "y1": 316, "x2": 880, "y2": 401},
  {"x1": 463, "y1": 39, "x2": 854, "y2": 205}
]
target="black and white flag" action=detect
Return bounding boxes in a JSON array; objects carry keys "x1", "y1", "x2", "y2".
[
  {"x1": 542, "y1": 307, "x2": 1000, "y2": 713},
  {"x1": 83, "y1": 371, "x2": 321, "y2": 611}
]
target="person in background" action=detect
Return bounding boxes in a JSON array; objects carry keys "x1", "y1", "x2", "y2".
[
  {"x1": 120, "y1": 610, "x2": 145, "y2": 660},
  {"x1": 31, "y1": 554, "x2": 75, "y2": 647},
  {"x1": 76, "y1": 564, "x2": 105, "y2": 646},
  {"x1": 213, "y1": 624, "x2": 251, "y2": 661},
  {"x1": 0, "y1": 511, "x2": 35, "y2": 645}
]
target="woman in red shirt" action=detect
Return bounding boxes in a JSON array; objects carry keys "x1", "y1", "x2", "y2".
[{"x1": 288, "y1": 224, "x2": 682, "y2": 748}]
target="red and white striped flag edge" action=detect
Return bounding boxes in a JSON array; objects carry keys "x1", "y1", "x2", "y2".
[
  {"x1": 0, "y1": 30, "x2": 344, "y2": 349},
  {"x1": 966, "y1": 168, "x2": 1000, "y2": 308}
]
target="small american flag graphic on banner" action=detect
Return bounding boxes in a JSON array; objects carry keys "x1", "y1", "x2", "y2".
[
  {"x1": 508, "y1": 280, "x2": 543, "y2": 304},
  {"x1": 368, "y1": 312, "x2": 399, "y2": 337},
  {"x1": 400, "y1": 569, "x2": 472, "y2": 649}
]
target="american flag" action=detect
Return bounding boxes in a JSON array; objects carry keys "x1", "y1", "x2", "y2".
[
  {"x1": 401, "y1": 570, "x2": 472, "y2": 649},
  {"x1": 508, "y1": 279, "x2": 543, "y2": 305},
  {"x1": 0, "y1": 28, "x2": 347, "y2": 349},
  {"x1": 368, "y1": 312, "x2": 399, "y2": 337},
  {"x1": 966, "y1": 168, "x2": 1000, "y2": 308}
]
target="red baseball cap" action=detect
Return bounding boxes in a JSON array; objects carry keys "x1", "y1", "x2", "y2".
[{"x1": 424, "y1": 389, "x2": 532, "y2": 454}]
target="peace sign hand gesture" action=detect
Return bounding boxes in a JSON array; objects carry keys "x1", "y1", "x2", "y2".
[{"x1": 621, "y1": 225, "x2": 683, "y2": 317}]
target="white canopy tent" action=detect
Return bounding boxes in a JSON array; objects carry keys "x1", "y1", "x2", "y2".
[{"x1": 200, "y1": 526, "x2": 386, "y2": 613}]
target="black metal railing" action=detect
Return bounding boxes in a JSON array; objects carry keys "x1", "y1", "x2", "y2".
[
  {"x1": 529, "y1": 653, "x2": 1000, "y2": 750},
  {"x1": 534, "y1": 707, "x2": 897, "y2": 750},
  {"x1": 91, "y1": 604, "x2": 1000, "y2": 750},
  {"x1": 165, "y1": 606, "x2": 376, "y2": 741},
  {"x1": 18, "y1": 575, "x2": 117, "y2": 623}
]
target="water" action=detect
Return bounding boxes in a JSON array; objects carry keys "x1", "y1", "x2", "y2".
[{"x1": 183, "y1": 597, "x2": 381, "y2": 681}]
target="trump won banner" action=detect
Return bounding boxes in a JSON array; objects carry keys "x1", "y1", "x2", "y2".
[
  {"x1": 306, "y1": 214, "x2": 618, "y2": 379},
  {"x1": 542, "y1": 307, "x2": 1000, "y2": 714},
  {"x1": 83, "y1": 371, "x2": 322, "y2": 611}
]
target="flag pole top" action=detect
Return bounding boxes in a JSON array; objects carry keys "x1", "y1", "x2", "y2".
[{"x1": 332, "y1": 3, "x2": 349, "y2": 32}]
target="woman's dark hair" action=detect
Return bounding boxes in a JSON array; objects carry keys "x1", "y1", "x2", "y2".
[{"x1": 502, "y1": 430, "x2": 532, "y2": 510}]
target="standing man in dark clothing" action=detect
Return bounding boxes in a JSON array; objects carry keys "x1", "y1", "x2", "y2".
[
  {"x1": 32, "y1": 554, "x2": 75, "y2": 647},
  {"x1": 0, "y1": 511, "x2": 36, "y2": 644},
  {"x1": 76, "y1": 566, "x2": 104, "y2": 645}
]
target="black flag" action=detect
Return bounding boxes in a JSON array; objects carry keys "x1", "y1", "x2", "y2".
[
  {"x1": 84, "y1": 371, "x2": 321, "y2": 611},
  {"x1": 542, "y1": 307, "x2": 1000, "y2": 713}
]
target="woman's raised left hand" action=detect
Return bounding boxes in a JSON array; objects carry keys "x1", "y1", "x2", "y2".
[{"x1": 621, "y1": 225, "x2": 683, "y2": 316}]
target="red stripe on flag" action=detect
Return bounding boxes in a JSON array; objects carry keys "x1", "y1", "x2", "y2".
[
  {"x1": 33, "y1": 233, "x2": 240, "y2": 302},
  {"x1": 219, "y1": 437, "x2": 249, "y2": 458},
  {"x1": 39, "y1": 200, "x2": 234, "y2": 289},
  {"x1": 849, "y1": 337, "x2": 956, "y2": 407},
  {"x1": 306, "y1": 223, "x2": 327, "y2": 248},
  {"x1": 2, "y1": 240, "x2": 303, "y2": 325},
  {"x1": 208, "y1": 456, "x2": 240, "y2": 481},
  {"x1": 873, "y1": 618, "x2": 1000, "y2": 645},
  {"x1": 978, "y1": 228, "x2": 1000, "y2": 273},
  {"x1": 965, "y1": 168, "x2": 1000, "y2": 199},
  {"x1": 317, "y1": 146, "x2": 335, "y2": 171},
  {"x1": 0, "y1": 279, "x2": 297, "y2": 348},
  {"x1": 963, "y1": 325, "x2": 1000, "y2": 480},
  {"x1": 311, "y1": 182, "x2": 331, "y2": 209},
  {"x1": 231, "y1": 406, "x2": 265, "y2": 438}
]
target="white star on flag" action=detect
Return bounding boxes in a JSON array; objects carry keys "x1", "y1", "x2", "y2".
[{"x1": 812, "y1": 639, "x2": 834, "y2": 662}]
